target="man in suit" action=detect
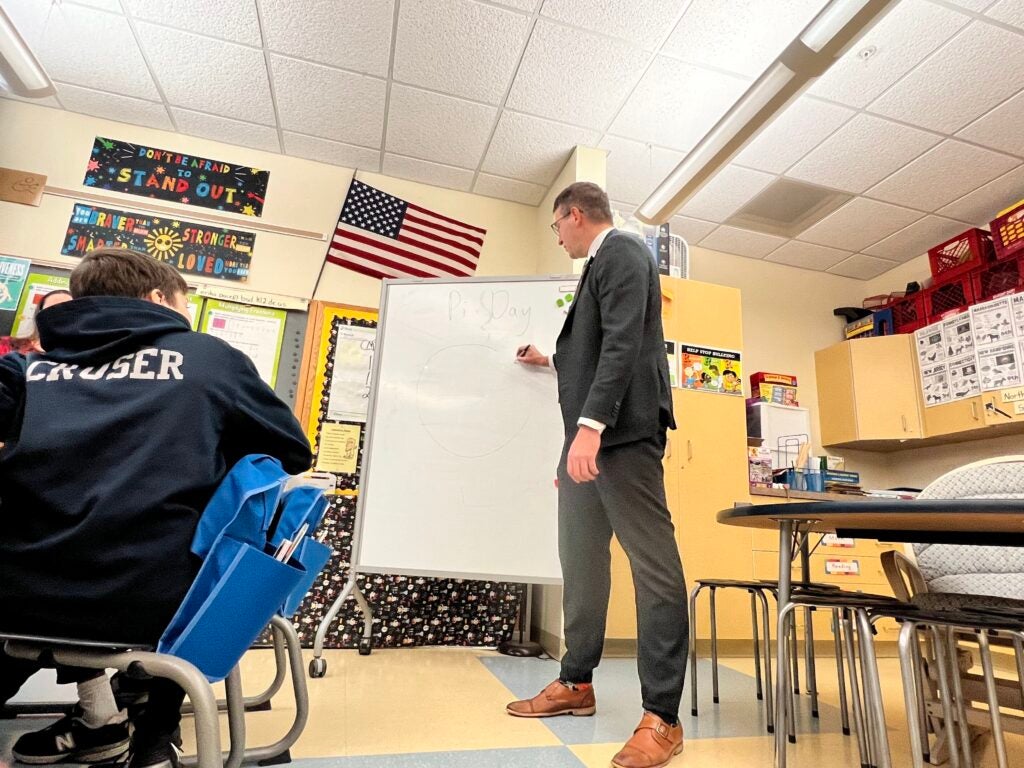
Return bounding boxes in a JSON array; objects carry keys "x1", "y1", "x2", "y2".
[{"x1": 508, "y1": 183, "x2": 687, "y2": 768}]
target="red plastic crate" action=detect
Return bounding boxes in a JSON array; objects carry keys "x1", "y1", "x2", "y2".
[
  {"x1": 971, "y1": 255, "x2": 1024, "y2": 301},
  {"x1": 925, "y1": 273, "x2": 975, "y2": 322},
  {"x1": 862, "y1": 292, "x2": 904, "y2": 310},
  {"x1": 991, "y1": 199, "x2": 1024, "y2": 261},
  {"x1": 890, "y1": 292, "x2": 927, "y2": 334},
  {"x1": 928, "y1": 228, "x2": 994, "y2": 283}
]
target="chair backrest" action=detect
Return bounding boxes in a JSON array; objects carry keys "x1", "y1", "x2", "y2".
[{"x1": 912, "y1": 456, "x2": 1024, "y2": 598}]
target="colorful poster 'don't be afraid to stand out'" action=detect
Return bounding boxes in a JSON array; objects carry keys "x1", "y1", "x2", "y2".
[
  {"x1": 85, "y1": 137, "x2": 269, "y2": 217},
  {"x1": 63, "y1": 203, "x2": 253, "y2": 282}
]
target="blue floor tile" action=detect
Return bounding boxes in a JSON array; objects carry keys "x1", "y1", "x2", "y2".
[
  {"x1": 286, "y1": 747, "x2": 585, "y2": 768},
  {"x1": 480, "y1": 655, "x2": 843, "y2": 744}
]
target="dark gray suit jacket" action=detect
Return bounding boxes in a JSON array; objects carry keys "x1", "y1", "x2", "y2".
[{"x1": 554, "y1": 229, "x2": 676, "y2": 448}]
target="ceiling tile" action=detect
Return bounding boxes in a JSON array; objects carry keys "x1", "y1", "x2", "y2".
[
  {"x1": 541, "y1": 0, "x2": 684, "y2": 47},
  {"x1": 699, "y1": 226, "x2": 787, "y2": 258},
  {"x1": 798, "y1": 197, "x2": 923, "y2": 252},
  {"x1": 282, "y1": 132, "x2": 381, "y2": 170},
  {"x1": 957, "y1": 89, "x2": 1024, "y2": 157},
  {"x1": 677, "y1": 165, "x2": 775, "y2": 222},
  {"x1": 808, "y1": 0, "x2": 970, "y2": 108},
  {"x1": 828, "y1": 254, "x2": 901, "y2": 280},
  {"x1": 382, "y1": 154, "x2": 474, "y2": 192},
  {"x1": 393, "y1": 0, "x2": 529, "y2": 104},
  {"x1": 987, "y1": 0, "x2": 1024, "y2": 29},
  {"x1": 787, "y1": 114, "x2": 940, "y2": 193},
  {"x1": 171, "y1": 108, "x2": 281, "y2": 153},
  {"x1": 55, "y1": 83, "x2": 172, "y2": 130},
  {"x1": 385, "y1": 85, "x2": 496, "y2": 168},
  {"x1": 764, "y1": 241, "x2": 852, "y2": 270},
  {"x1": 944, "y1": 0, "x2": 997, "y2": 10},
  {"x1": 69, "y1": 0, "x2": 125, "y2": 11},
  {"x1": 492, "y1": 0, "x2": 536, "y2": 9},
  {"x1": 938, "y1": 164, "x2": 1024, "y2": 225},
  {"x1": 3, "y1": 1, "x2": 159, "y2": 100},
  {"x1": 271, "y1": 55, "x2": 386, "y2": 147},
  {"x1": 867, "y1": 140, "x2": 1018, "y2": 211},
  {"x1": 481, "y1": 111, "x2": 599, "y2": 184},
  {"x1": 669, "y1": 215, "x2": 718, "y2": 244},
  {"x1": 507, "y1": 20, "x2": 649, "y2": 129},
  {"x1": 610, "y1": 56, "x2": 749, "y2": 151},
  {"x1": 661, "y1": 0, "x2": 827, "y2": 78},
  {"x1": 258, "y1": 0, "x2": 394, "y2": 77},
  {"x1": 135, "y1": 22, "x2": 275, "y2": 124},
  {"x1": 864, "y1": 215, "x2": 971, "y2": 262},
  {"x1": 124, "y1": 0, "x2": 261, "y2": 46},
  {"x1": 474, "y1": 174, "x2": 547, "y2": 205},
  {"x1": 600, "y1": 136, "x2": 685, "y2": 205},
  {"x1": 868, "y1": 21, "x2": 1024, "y2": 134},
  {"x1": 734, "y1": 97, "x2": 854, "y2": 174}
]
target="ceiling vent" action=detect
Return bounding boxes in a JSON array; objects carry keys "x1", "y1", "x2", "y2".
[{"x1": 724, "y1": 177, "x2": 851, "y2": 238}]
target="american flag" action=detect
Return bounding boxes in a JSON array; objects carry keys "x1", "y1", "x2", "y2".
[{"x1": 326, "y1": 180, "x2": 486, "y2": 280}]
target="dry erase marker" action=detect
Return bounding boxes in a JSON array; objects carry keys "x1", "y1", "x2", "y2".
[{"x1": 517, "y1": 345, "x2": 530, "y2": 357}]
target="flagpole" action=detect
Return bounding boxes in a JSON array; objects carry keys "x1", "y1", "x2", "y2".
[{"x1": 310, "y1": 171, "x2": 358, "y2": 299}]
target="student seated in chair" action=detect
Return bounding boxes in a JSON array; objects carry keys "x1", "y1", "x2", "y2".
[{"x1": 0, "y1": 248, "x2": 313, "y2": 768}]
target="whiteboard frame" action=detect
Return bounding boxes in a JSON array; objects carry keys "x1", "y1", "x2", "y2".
[{"x1": 352, "y1": 274, "x2": 576, "y2": 585}]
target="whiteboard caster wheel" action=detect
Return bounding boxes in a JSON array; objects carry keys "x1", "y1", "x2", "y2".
[
  {"x1": 308, "y1": 658, "x2": 327, "y2": 678},
  {"x1": 358, "y1": 639, "x2": 372, "y2": 656}
]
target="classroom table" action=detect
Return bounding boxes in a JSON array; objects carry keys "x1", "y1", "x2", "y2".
[{"x1": 717, "y1": 499, "x2": 1024, "y2": 768}]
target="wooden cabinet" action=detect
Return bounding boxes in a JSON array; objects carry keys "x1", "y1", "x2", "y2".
[
  {"x1": 606, "y1": 277, "x2": 751, "y2": 646},
  {"x1": 921, "y1": 396, "x2": 985, "y2": 437},
  {"x1": 815, "y1": 336, "x2": 923, "y2": 448}
]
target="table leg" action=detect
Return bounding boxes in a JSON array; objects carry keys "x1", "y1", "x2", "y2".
[{"x1": 775, "y1": 520, "x2": 794, "y2": 768}]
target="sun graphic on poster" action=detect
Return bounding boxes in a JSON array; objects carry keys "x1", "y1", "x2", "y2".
[{"x1": 144, "y1": 227, "x2": 183, "y2": 262}]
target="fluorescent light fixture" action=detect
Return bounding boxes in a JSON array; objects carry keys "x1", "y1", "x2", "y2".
[
  {"x1": 0, "y1": 7, "x2": 55, "y2": 98},
  {"x1": 635, "y1": 0, "x2": 898, "y2": 224}
]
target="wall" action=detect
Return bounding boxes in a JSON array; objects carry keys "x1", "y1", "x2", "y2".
[
  {"x1": 0, "y1": 100, "x2": 540, "y2": 309},
  {"x1": 534, "y1": 146, "x2": 607, "y2": 277}
]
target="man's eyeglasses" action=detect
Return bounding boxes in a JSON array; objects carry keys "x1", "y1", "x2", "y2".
[{"x1": 550, "y1": 211, "x2": 572, "y2": 235}]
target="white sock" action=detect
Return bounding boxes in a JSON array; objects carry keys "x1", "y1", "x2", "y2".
[{"x1": 76, "y1": 675, "x2": 123, "y2": 728}]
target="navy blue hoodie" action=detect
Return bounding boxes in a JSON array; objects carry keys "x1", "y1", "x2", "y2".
[{"x1": 0, "y1": 297, "x2": 312, "y2": 643}]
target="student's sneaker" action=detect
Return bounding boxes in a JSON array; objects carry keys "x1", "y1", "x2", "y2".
[
  {"x1": 94, "y1": 742, "x2": 180, "y2": 768},
  {"x1": 11, "y1": 714, "x2": 130, "y2": 764}
]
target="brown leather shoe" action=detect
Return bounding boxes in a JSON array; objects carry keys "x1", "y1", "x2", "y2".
[
  {"x1": 506, "y1": 679, "x2": 596, "y2": 718},
  {"x1": 611, "y1": 712, "x2": 684, "y2": 768}
]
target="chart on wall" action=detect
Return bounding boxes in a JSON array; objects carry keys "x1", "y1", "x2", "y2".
[
  {"x1": 85, "y1": 137, "x2": 269, "y2": 216},
  {"x1": 678, "y1": 344, "x2": 743, "y2": 395},
  {"x1": 199, "y1": 299, "x2": 286, "y2": 386},
  {"x1": 326, "y1": 323, "x2": 376, "y2": 422},
  {"x1": 12, "y1": 273, "x2": 70, "y2": 337},
  {"x1": 62, "y1": 203, "x2": 253, "y2": 282},
  {"x1": 0, "y1": 256, "x2": 31, "y2": 312},
  {"x1": 971, "y1": 298, "x2": 1022, "y2": 392}
]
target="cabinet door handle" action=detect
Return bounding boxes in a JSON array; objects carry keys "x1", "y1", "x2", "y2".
[
  {"x1": 687, "y1": 439, "x2": 693, "y2": 462},
  {"x1": 901, "y1": 415, "x2": 908, "y2": 432},
  {"x1": 971, "y1": 401, "x2": 980, "y2": 421},
  {"x1": 665, "y1": 437, "x2": 672, "y2": 459}
]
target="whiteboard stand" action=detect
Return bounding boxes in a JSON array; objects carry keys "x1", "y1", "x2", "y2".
[
  {"x1": 309, "y1": 275, "x2": 570, "y2": 678},
  {"x1": 497, "y1": 584, "x2": 544, "y2": 658}
]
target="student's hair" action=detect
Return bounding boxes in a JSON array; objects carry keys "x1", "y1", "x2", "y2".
[
  {"x1": 71, "y1": 247, "x2": 187, "y2": 300},
  {"x1": 37, "y1": 290, "x2": 72, "y2": 311},
  {"x1": 552, "y1": 182, "x2": 613, "y2": 224}
]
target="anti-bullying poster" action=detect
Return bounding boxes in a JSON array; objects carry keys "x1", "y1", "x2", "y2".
[
  {"x1": 85, "y1": 137, "x2": 269, "y2": 217},
  {"x1": 679, "y1": 344, "x2": 743, "y2": 396}
]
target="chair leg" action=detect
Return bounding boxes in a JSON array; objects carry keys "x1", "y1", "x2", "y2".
[
  {"x1": 791, "y1": 619, "x2": 801, "y2": 696},
  {"x1": 855, "y1": 608, "x2": 891, "y2": 768},
  {"x1": 756, "y1": 588, "x2": 775, "y2": 735},
  {"x1": 832, "y1": 609, "x2": 851, "y2": 736},
  {"x1": 909, "y1": 626, "x2": 932, "y2": 764},
  {"x1": 899, "y1": 621, "x2": 928, "y2": 768},
  {"x1": 1012, "y1": 633, "x2": 1024, "y2": 712},
  {"x1": 929, "y1": 625, "x2": 961, "y2": 768},
  {"x1": 710, "y1": 587, "x2": 720, "y2": 704},
  {"x1": 842, "y1": 610, "x2": 871, "y2": 768},
  {"x1": 689, "y1": 584, "x2": 701, "y2": 717},
  {"x1": 945, "y1": 628, "x2": 974, "y2": 768},
  {"x1": 750, "y1": 590, "x2": 763, "y2": 702},
  {"x1": 778, "y1": 603, "x2": 799, "y2": 752},
  {"x1": 805, "y1": 606, "x2": 819, "y2": 718},
  {"x1": 977, "y1": 631, "x2": 1008, "y2": 768}
]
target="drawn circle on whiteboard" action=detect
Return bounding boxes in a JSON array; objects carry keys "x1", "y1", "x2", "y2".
[{"x1": 416, "y1": 344, "x2": 531, "y2": 458}]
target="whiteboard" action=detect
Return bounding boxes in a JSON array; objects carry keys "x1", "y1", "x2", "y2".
[{"x1": 355, "y1": 275, "x2": 578, "y2": 584}]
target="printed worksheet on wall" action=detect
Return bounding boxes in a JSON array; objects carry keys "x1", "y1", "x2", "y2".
[{"x1": 200, "y1": 299, "x2": 287, "y2": 386}]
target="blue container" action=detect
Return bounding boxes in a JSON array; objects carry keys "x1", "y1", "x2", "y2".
[
  {"x1": 281, "y1": 538, "x2": 332, "y2": 616},
  {"x1": 873, "y1": 307, "x2": 895, "y2": 336}
]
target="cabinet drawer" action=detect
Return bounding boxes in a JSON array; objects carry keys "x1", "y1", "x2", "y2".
[
  {"x1": 751, "y1": 528, "x2": 904, "y2": 557},
  {"x1": 752, "y1": 550, "x2": 895, "y2": 590}
]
